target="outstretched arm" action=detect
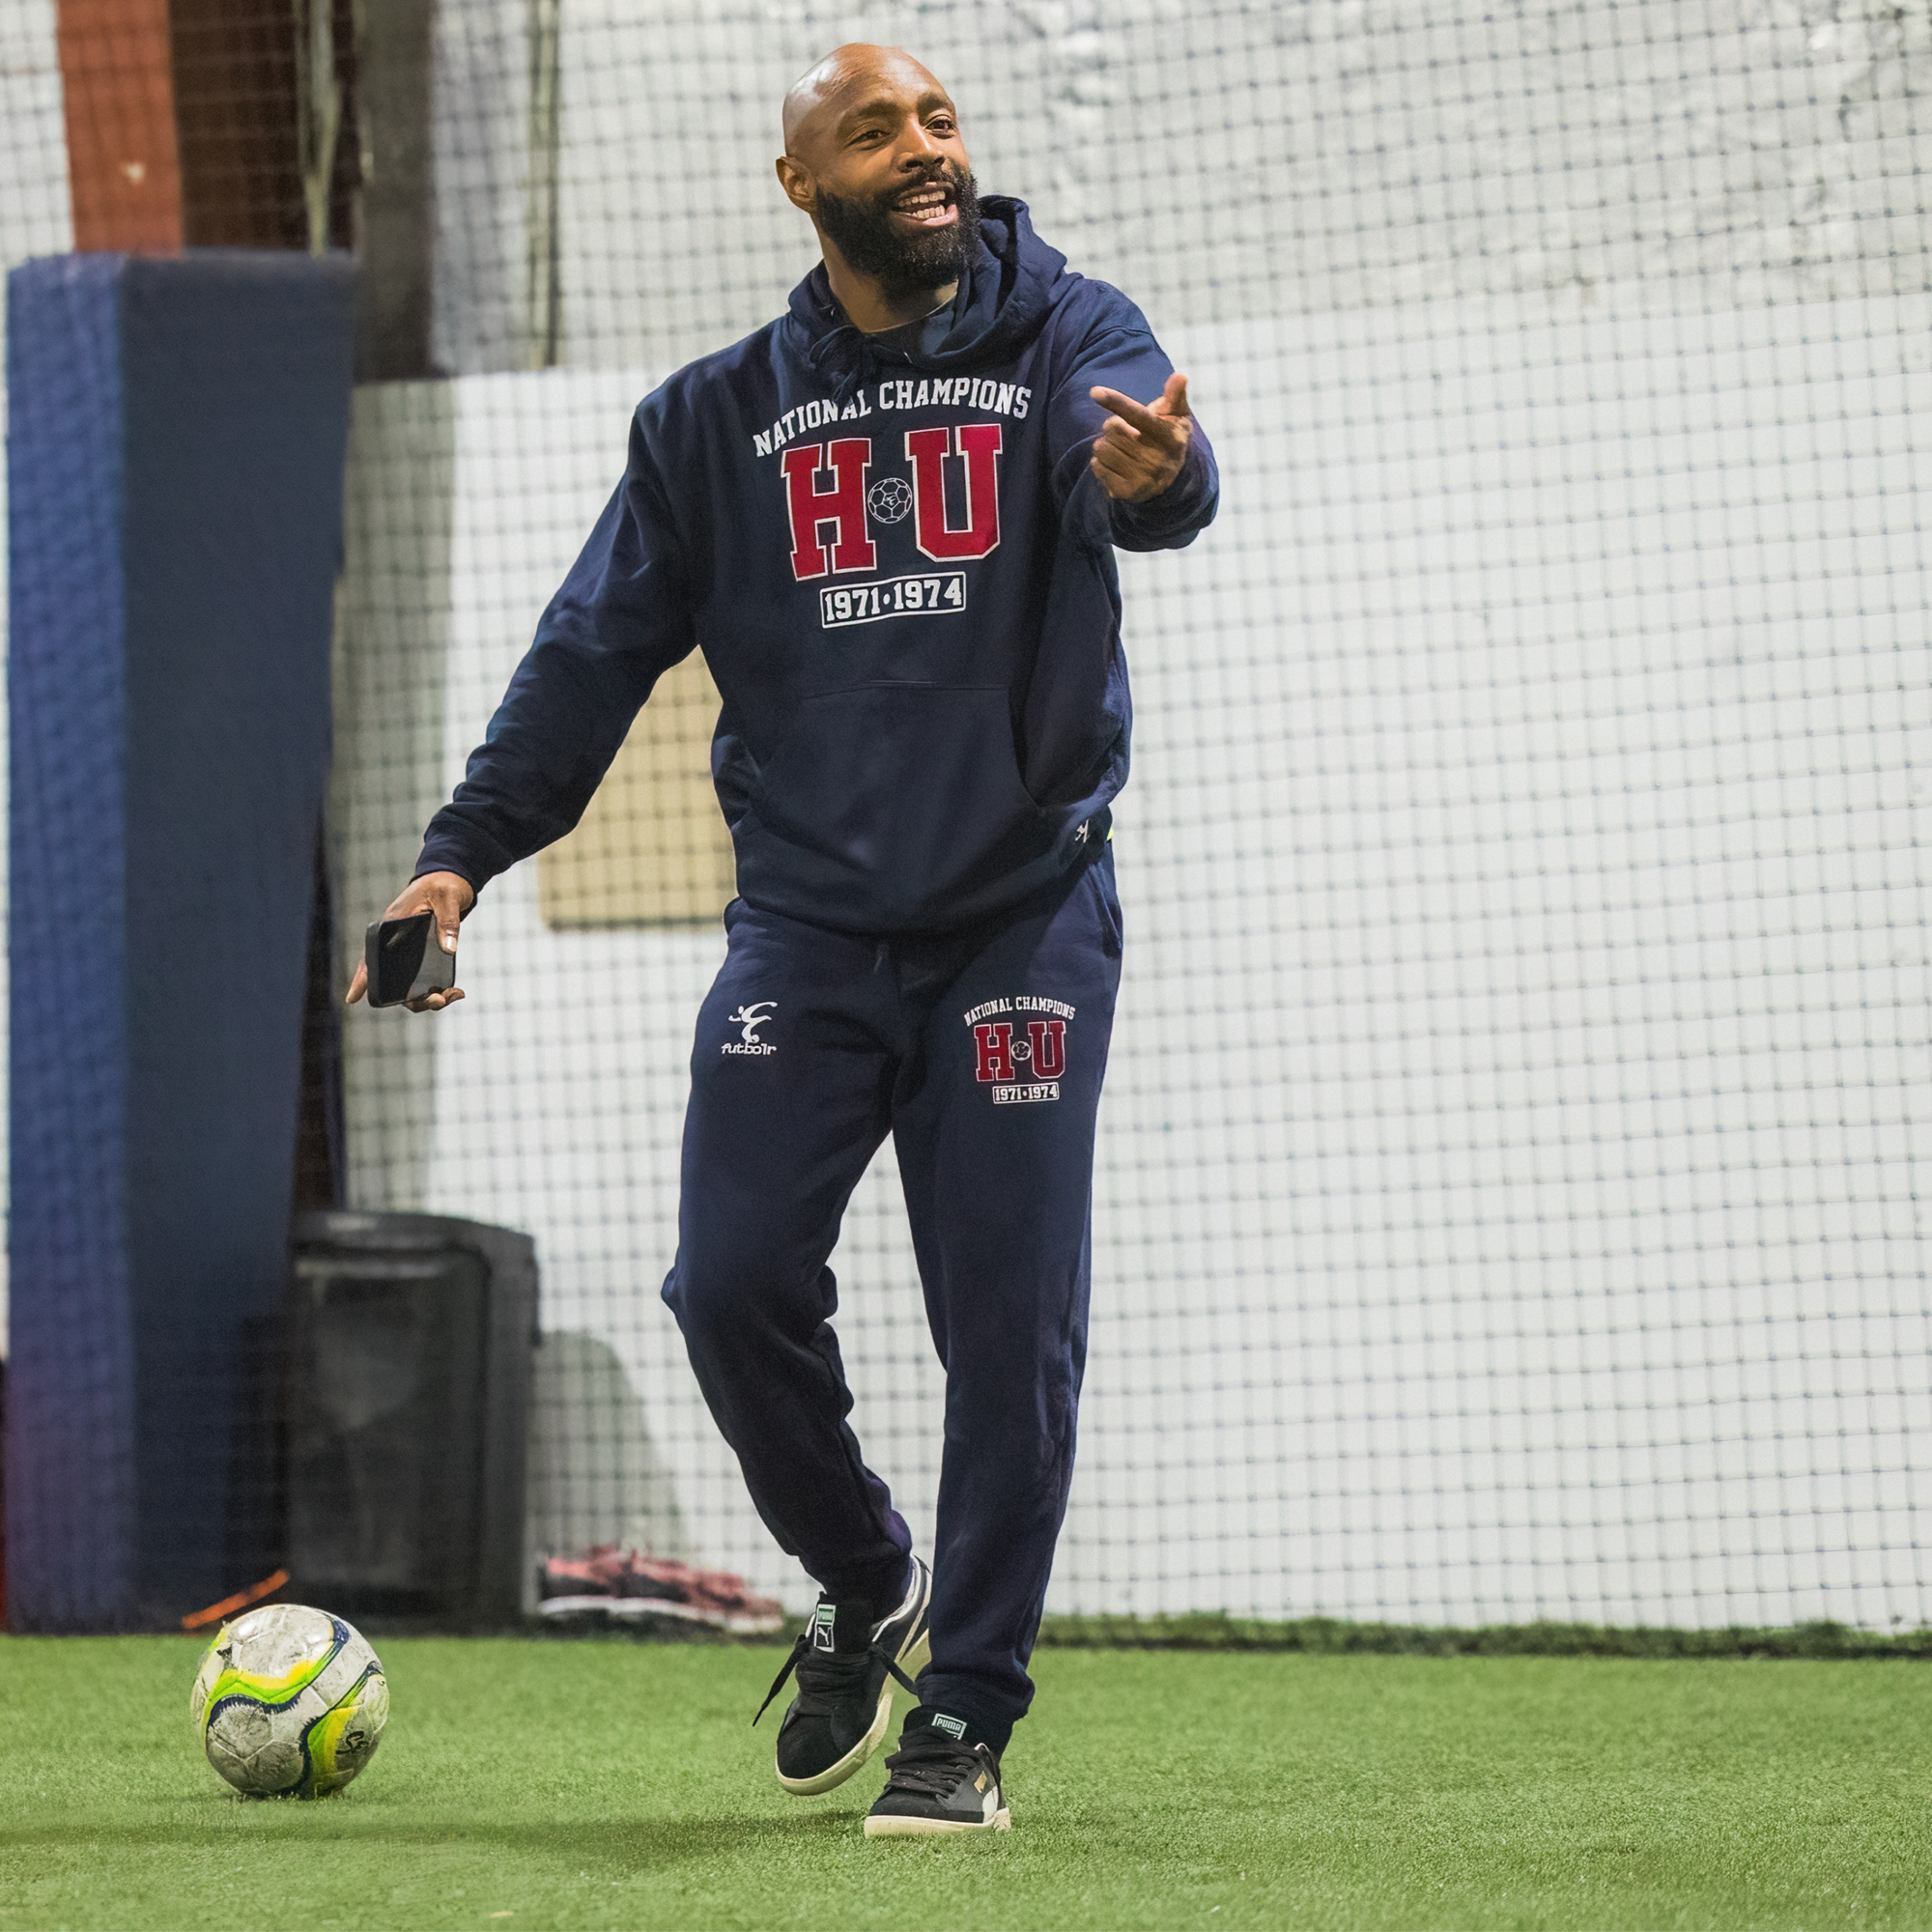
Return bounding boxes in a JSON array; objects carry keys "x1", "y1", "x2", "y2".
[
  {"x1": 1046, "y1": 305, "x2": 1218, "y2": 551},
  {"x1": 355, "y1": 402, "x2": 696, "y2": 1011},
  {"x1": 415, "y1": 415, "x2": 696, "y2": 893}
]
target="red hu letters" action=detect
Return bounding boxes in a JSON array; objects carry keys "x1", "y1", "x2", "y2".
[
  {"x1": 905, "y1": 424, "x2": 1003, "y2": 560},
  {"x1": 973, "y1": 1019, "x2": 1066, "y2": 1083},
  {"x1": 782, "y1": 439, "x2": 877, "y2": 580},
  {"x1": 783, "y1": 423, "x2": 1004, "y2": 581}
]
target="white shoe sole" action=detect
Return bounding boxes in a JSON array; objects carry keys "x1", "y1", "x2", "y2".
[{"x1": 864, "y1": 1805, "x2": 1010, "y2": 1837}]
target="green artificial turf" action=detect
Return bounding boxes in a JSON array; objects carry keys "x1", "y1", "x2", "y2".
[{"x1": 1, "y1": 1636, "x2": 1927, "y2": 1931}]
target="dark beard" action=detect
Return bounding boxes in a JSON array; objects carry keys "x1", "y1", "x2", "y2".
[{"x1": 814, "y1": 165, "x2": 982, "y2": 303}]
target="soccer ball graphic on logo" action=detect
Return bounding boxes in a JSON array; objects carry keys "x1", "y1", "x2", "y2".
[
  {"x1": 190, "y1": 1604, "x2": 388, "y2": 1797},
  {"x1": 867, "y1": 475, "x2": 914, "y2": 524}
]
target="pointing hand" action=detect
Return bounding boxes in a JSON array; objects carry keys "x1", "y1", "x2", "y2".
[{"x1": 1088, "y1": 372, "x2": 1193, "y2": 503}]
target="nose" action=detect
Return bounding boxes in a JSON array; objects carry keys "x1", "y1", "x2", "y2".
[{"x1": 898, "y1": 120, "x2": 945, "y2": 166}]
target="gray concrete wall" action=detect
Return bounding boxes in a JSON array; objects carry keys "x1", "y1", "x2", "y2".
[{"x1": 542, "y1": 0, "x2": 1932, "y2": 369}]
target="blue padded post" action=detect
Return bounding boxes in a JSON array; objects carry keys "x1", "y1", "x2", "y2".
[{"x1": 7, "y1": 252, "x2": 355, "y2": 1631}]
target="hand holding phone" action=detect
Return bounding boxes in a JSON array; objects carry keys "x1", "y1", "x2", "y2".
[
  {"x1": 345, "y1": 871, "x2": 473, "y2": 1011},
  {"x1": 364, "y1": 911, "x2": 457, "y2": 1009}
]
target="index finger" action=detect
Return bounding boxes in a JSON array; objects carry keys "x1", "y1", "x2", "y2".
[{"x1": 1089, "y1": 385, "x2": 1175, "y2": 438}]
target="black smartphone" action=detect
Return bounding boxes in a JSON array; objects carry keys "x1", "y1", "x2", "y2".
[{"x1": 364, "y1": 911, "x2": 457, "y2": 1009}]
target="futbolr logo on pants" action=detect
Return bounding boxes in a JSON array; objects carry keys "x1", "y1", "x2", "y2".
[
  {"x1": 723, "y1": 1002, "x2": 777, "y2": 1056},
  {"x1": 963, "y1": 995, "x2": 1074, "y2": 1103}
]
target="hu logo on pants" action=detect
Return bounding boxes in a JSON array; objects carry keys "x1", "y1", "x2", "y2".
[{"x1": 963, "y1": 996, "x2": 1074, "y2": 1104}]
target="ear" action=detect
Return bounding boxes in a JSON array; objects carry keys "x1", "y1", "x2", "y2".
[{"x1": 775, "y1": 155, "x2": 815, "y2": 213}]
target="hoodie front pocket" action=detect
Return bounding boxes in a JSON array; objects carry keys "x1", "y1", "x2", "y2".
[{"x1": 750, "y1": 682, "x2": 1047, "y2": 896}]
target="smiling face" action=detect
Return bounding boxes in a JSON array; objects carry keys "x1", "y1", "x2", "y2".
[{"x1": 778, "y1": 45, "x2": 981, "y2": 310}]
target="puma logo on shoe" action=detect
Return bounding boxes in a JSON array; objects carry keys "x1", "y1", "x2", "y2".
[{"x1": 865, "y1": 1722, "x2": 1012, "y2": 1836}]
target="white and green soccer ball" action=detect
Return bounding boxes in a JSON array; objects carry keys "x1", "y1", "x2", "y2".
[{"x1": 190, "y1": 1603, "x2": 388, "y2": 1798}]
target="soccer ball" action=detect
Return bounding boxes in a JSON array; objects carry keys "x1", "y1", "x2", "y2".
[{"x1": 190, "y1": 1604, "x2": 388, "y2": 1798}]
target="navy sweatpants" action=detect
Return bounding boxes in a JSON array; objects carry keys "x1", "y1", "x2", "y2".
[{"x1": 662, "y1": 850, "x2": 1122, "y2": 1744}]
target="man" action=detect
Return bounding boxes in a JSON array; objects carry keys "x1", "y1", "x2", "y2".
[{"x1": 349, "y1": 43, "x2": 1216, "y2": 1835}]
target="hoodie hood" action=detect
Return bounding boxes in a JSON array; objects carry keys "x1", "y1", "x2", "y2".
[{"x1": 789, "y1": 196, "x2": 1071, "y2": 404}]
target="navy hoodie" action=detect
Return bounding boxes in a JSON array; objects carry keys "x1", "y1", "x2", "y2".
[{"x1": 416, "y1": 198, "x2": 1218, "y2": 936}]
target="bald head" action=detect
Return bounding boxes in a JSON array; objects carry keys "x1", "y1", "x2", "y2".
[
  {"x1": 782, "y1": 43, "x2": 951, "y2": 157},
  {"x1": 775, "y1": 43, "x2": 978, "y2": 331}
]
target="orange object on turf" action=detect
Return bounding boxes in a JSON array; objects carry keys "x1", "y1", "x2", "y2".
[{"x1": 181, "y1": 1567, "x2": 289, "y2": 1632}]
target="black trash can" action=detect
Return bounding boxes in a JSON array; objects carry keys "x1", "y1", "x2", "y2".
[{"x1": 288, "y1": 1211, "x2": 536, "y2": 1628}]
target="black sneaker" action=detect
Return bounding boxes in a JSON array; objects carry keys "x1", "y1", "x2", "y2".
[
  {"x1": 753, "y1": 1555, "x2": 932, "y2": 1797},
  {"x1": 864, "y1": 1710, "x2": 1010, "y2": 1836}
]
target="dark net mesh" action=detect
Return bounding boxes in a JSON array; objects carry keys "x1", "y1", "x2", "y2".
[{"x1": 2, "y1": 0, "x2": 1927, "y2": 1629}]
